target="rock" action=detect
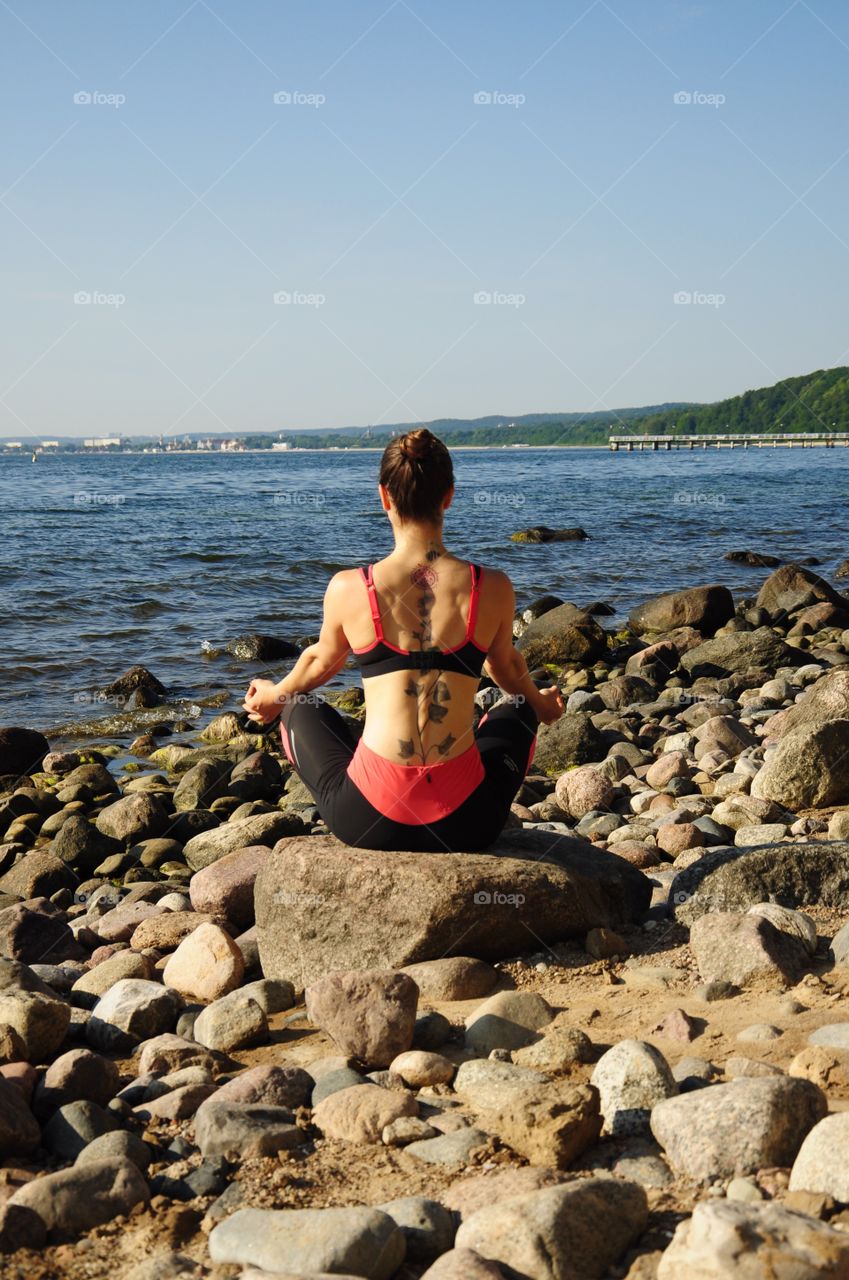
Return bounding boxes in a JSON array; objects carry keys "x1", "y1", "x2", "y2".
[
  {"x1": 477, "y1": 1082, "x2": 601, "y2": 1168},
  {"x1": 208, "y1": 1064, "x2": 313, "y2": 1109},
  {"x1": 671, "y1": 841, "x2": 849, "y2": 925},
  {"x1": 38, "y1": 1048, "x2": 119, "y2": 1112},
  {"x1": 183, "y1": 812, "x2": 305, "y2": 872},
  {"x1": 72, "y1": 950, "x2": 155, "y2": 999},
  {"x1": 511, "y1": 527, "x2": 589, "y2": 543},
  {"x1": 399, "y1": 957, "x2": 498, "y2": 1002},
  {"x1": 657, "y1": 822, "x2": 703, "y2": 856},
  {"x1": 531, "y1": 714, "x2": 607, "y2": 772},
  {"x1": 747, "y1": 902, "x2": 817, "y2": 954},
  {"x1": 453, "y1": 1058, "x2": 550, "y2": 1107},
  {"x1": 766, "y1": 667, "x2": 849, "y2": 740},
  {"x1": 735, "y1": 822, "x2": 790, "y2": 846},
  {"x1": 208, "y1": 1205, "x2": 405, "y2": 1278},
  {"x1": 455, "y1": 1178, "x2": 648, "y2": 1279},
  {"x1": 0, "y1": 1076, "x2": 40, "y2": 1156},
  {"x1": 757, "y1": 562, "x2": 846, "y2": 618},
  {"x1": 0, "y1": 851, "x2": 76, "y2": 900},
  {"x1": 136, "y1": 1033, "x2": 229, "y2": 1077},
  {"x1": 134, "y1": 1082, "x2": 216, "y2": 1121},
  {"x1": 162, "y1": 922, "x2": 244, "y2": 1002},
  {"x1": 809, "y1": 1025, "x2": 849, "y2": 1050},
  {"x1": 0, "y1": 990, "x2": 70, "y2": 1062},
  {"x1": 8, "y1": 1156, "x2": 149, "y2": 1237},
  {"x1": 389, "y1": 1051, "x2": 455, "y2": 1088},
  {"x1": 311, "y1": 1066, "x2": 368, "y2": 1106},
  {"x1": 378, "y1": 1195, "x2": 455, "y2": 1263},
  {"x1": 75, "y1": 1129, "x2": 152, "y2": 1171},
  {"x1": 0, "y1": 728, "x2": 50, "y2": 776},
  {"x1": 87, "y1": 980, "x2": 183, "y2": 1053},
  {"x1": 314, "y1": 1083, "x2": 417, "y2": 1143},
  {"x1": 789, "y1": 1113, "x2": 849, "y2": 1201},
  {"x1": 629, "y1": 585, "x2": 734, "y2": 637},
  {"x1": 464, "y1": 990, "x2": 554, "y2": 1055},
  {"x1": 516, "y1": 605, "x2": 607, "y2": 668},
  {"x1": 651, "y1": 1077, "x2": 827, "y2": 1182},
  {"x1": 188, "y1": 845, "x2": 270, "y2": 928},
  {"x1": 751, "y1": 720, "x2": 849, "y2": 808},
  {"x1": 383, "y1": 1116, "x2": 438, "y2": 1146},
  {"x1": 405, "y1": 1128, "x2": 491, "y2": 1165},
  {"x1": 129, "y1": 911, "x2": 224, "y2": 952},
  {"x1": 93, "y1": 901, "x2": 165, "y2": 944},
  {"x1": 123, "y1": 1254, "x2": 200, "y2": 1280},
  {"x1": 789, "y1": 1047, "x2": 849, "y2": 1089},
  {"x1": 193, "y1": 991, "x2": 267, "y2": 1052},
  {"x1": 193, "y1": 1100, "x2": 304, "y2": 1159},
  {"x1": 419, "y1": 1249, "x2": 507, "y2": 1278},
  {"x1": 238, "y1": 978, "x2": 295, "y2": 1015},
  {"x1": 0, "y1": 900, "x2": 81, "y2": 964},
  {"x1": 305, "y1": 970, "x2": 418, "y2": 1068},
  {"x1": 172, "y1": 760, "x2": 232, "y2": 812},
  {"x1": 95, "y1": 794, "x2": 168, "y2": 844},
  {"x1": 690, "y1": 911, "x2": 810, "y2": 989},
  {"x1": 657, "y1": 1198, "x2": 849, "y2": 1279},
  {"x1": 101, "y1": 665, "x2": 167, "y2": 701},
  {"x1": 590, "y1": 1039, "x2": 677, "y2": 1136},
  {"x1": 256, "y1": 831, "x2": 651, "y2": 988},
  {"x1": 554, "y1": 767, "x2": 613, "y2": 820},
  {"x1": 512, "y1": 1025, "x2": 594, "y2": 1071},
  {"x1": 441, "y1": 1168, "x2": 568, "y2": 1220},
  {"x1": 681, "y1": 628, "x2": 803, "y2": 677},
  {"x1": 42, "y1": 1099, "x2": 120, "y2": 1161}
]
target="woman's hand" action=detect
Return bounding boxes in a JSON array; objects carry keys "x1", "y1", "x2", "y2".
[
  {"x1": 242, "y1": 677, "x2": 286, "y2": 725},
  {"x1": 534, "y1": 684, "x2": 565, "y2": 725}
]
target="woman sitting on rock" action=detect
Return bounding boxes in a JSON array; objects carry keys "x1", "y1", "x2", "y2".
[{"x1": 242, "y1": 428, "x2": 563, "y2": 851}]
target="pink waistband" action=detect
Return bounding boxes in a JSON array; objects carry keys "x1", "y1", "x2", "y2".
[{"x1": 346, "y1": 738, "x2": 485, "y2": 825}]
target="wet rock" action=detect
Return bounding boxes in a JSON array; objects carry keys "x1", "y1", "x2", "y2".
[
  {"x1": 162, "y1": 922, "x2": 245, "y2": 1002},
  {"x1": 657, "y1": 1198, "x2": 849, "y2": 1279},
  {"x1": 650, "y1": 1076, "x2": 826, "y2": 1182},
  {"x1": 256, "y1": 831, "x2": 650, "y2": 987},
  {"x1": 208, "y1": 1205, "x2": 405, "y2": 1278},
  {"x1": 8, "y1": 1156, "x2": 150, "y2": 1238},
  {"x1": 455, "y1": 1178, "x2": 648, "y2": 1279},
  {"x1": 590, "y1": 1039, "x2": 677, "y2": 1136},
  {"x1": 314, "y1": 1083, "x2": 417, "y2": 1144},
  {"x1": 306, "y1": 970, "x2": 418, "y2": 1069}
]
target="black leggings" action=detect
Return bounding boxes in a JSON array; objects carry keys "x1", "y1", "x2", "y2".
[{"x1": 278, "y1": 694, "x2": 538, "y2": 852}]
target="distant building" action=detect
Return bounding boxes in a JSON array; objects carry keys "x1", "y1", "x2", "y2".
[
  {"x1": 41, "y1": 440, "x2": 60, "y2": 448},
  {"x1": 4, "y1": 441, "x2": 22, "y2": 449},
  {"x1": 271, "y1": 441, "x2": 290, "y2": 450},
  {"x1": 83, "y1": 436, "x2": 123, "y2": 448}
]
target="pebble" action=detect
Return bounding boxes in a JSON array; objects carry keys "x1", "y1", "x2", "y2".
[{"x1": 208, "y1": 1063, "x2": 313, "y2": 1109}]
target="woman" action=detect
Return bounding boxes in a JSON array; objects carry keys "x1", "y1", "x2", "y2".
[{"x1": 243, "y1": 428, "x2": 564, "y2": 851}]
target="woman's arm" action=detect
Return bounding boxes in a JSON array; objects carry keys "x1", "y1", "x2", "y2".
[
  {"x1": 243, "y1": 573, "x2": 352, "y2": 724},
  {"x1": 483, "y1": 571, "x2": 564, "y2": 725}
]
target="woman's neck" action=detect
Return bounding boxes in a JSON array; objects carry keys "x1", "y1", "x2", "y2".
[{"x1": 390, "y1": 522, "x2": 446, "y2": 563}]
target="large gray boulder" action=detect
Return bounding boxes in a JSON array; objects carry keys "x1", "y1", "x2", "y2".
[
  {"x1": 680, "y1": 627, "x2": 805, "y2": 677},
  {"x1": 671, "y1": 842, "x2": 849, "y2": 925},
  {"x1": 628, "y1": 585, "x2": 734, "y2": 638},
  {"x1": 515, "y1": 604, "x2": 607, "y2": 667},
  {"x1": 255, "y1": 831, "x2": 651, "y2": 988},
  {"x1": 751, "y1": 720, "x2": 849, "y2": 808},
  {"x1": 531, "y1": 713, "x2": 607, "y2": 773}
]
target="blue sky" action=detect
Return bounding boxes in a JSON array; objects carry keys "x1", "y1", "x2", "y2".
[{"x1": 2, "y1": 0, "x2": 848, "y2": 437}]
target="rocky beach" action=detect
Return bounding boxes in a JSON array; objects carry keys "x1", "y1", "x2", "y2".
[{"x1": 4, "y1": 559, "x2": 849, "y2": 1278}]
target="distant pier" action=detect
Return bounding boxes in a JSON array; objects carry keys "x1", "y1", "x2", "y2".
[{"x1": 608, "y1": 431, "x2": 849, "y2": 452}]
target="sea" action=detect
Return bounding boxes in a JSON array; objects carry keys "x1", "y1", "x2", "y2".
[{"x1": 2, "y1": 445, "x2": 847, "y2": 745}]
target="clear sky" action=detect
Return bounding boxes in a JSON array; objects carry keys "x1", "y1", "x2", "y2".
[{"x1": 2, "y1": 0, "x2": 848, "y2": 438}]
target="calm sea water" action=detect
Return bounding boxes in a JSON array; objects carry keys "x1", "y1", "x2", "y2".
[{"x1": 2, "y1": 445, "x2": 847, "y2": 744}]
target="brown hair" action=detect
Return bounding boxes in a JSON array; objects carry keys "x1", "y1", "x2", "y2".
[{"x1": 378, "y1": 428, "x2": 454, "y2": 522}]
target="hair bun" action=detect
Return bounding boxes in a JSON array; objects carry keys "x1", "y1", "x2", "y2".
[{"x1": 400, "y1": 429, "x2": 433, "y2": 461}]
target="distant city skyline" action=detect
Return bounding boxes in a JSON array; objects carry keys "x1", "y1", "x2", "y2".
[{"x1": 2, "y1": 1, "x2": 847, "y2": 436}]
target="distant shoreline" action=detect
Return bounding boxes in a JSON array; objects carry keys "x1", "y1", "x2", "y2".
[{"x1": 11, "y1": 444, "x2": 614, "y2": 457}]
